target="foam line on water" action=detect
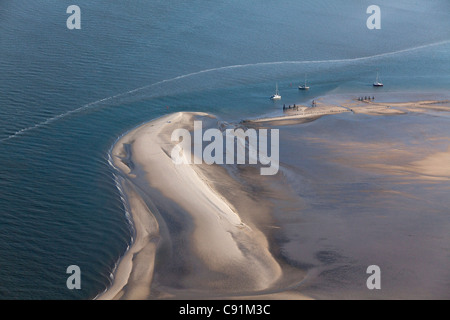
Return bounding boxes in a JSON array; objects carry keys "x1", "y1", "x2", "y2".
[{"x1": 1, "y1": 39, "x2": 449, "y2": 144}]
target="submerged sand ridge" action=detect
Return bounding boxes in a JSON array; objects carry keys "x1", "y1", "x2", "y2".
[{"x1": 98, "y1": 112, "x2": 305, "y2": 299}]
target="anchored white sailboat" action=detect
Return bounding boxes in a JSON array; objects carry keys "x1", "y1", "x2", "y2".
[
  {"x1": 270, "y1": 83, "x2": 281, "y2": 100},
  {"x1": 373, "y1": 71, "x2": 383, "y2": 87},
  {"x1": 299, "y1": 74, "x2": 310, "y2": 90}
]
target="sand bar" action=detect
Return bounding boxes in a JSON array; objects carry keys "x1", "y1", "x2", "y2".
[
  {"x1": 246, "y1": 97, "x2": 450, "y2": 126},
  {"x1": 100, "y1": 95, "x2": 449, "y2": 299},
  {"x1": 98, "y1": 112, "x2": 306, "y2": 299}
]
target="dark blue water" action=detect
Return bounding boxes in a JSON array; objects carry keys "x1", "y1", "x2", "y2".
[{"x1": 0, "y1": 0, "x2": 449, "y2": 299}]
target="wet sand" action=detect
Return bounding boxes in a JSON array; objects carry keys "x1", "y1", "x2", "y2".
[{"x1": 269, "y1": 97, "x2": 450, "y2": 299}]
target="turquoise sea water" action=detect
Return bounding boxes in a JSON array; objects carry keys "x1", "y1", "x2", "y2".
[{"x1": 0, "y1": 0, "x2": 449, "y2": 299}]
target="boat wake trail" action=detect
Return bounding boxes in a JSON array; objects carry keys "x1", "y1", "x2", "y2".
[{"x1": 1, "y1": 39, "x2": 449, "y2": 144}]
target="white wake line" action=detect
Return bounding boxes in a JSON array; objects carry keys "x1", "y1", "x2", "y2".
[{"x1": 1, "y1": 39, "x2": 449, "y2": 144}]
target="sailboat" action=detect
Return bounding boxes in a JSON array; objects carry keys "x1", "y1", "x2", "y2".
[
  {"x1": 270, "y1": 83, "x2": 281, "y2": 100},
  {"x1": 373, "y1": 72, "x2": 383, "y2": 87},
  {"x1": 299, "y1": 74, "x2": 310, "y2": 90}
]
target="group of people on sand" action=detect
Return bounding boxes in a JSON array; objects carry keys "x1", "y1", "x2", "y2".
[
  {"x1": 283, "y1": 100, "x2": 318, "y2": 112},
  {"x1": 358, "y1": 96, "x2": 375, "y2": 101},
  {"x1": 283, "y1": 104, "x2": 300, "y2": 111}
]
